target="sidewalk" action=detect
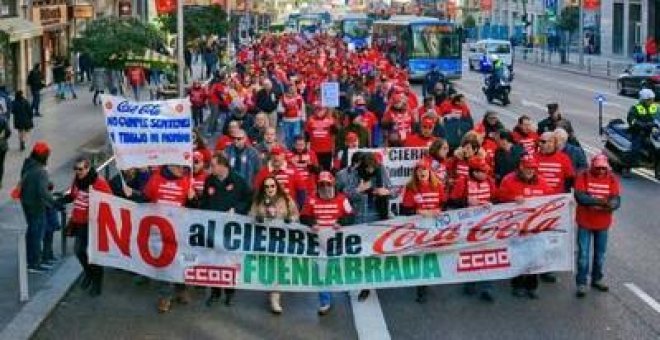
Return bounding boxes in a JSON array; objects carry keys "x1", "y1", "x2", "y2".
[
  {"x1": 0, "y1": 84, "x2": 108, "y2": 335},
  {"x1": 513, "y1": 47, "x2": 634, "y2": 80}
]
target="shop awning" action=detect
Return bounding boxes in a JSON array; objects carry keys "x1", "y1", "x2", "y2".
[{"x1": 0, "y1": 17, "x2": 43, "y2": 42}]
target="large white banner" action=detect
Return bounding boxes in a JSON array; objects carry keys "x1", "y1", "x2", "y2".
[
  {"x1": 88, "y1": 190, "x2": 575, "y2": 292},
  {"x1": 101, "y1": 95, "x2": 193, "y2": 170}
]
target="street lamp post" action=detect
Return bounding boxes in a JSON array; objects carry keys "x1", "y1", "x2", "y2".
[
  {"x1": 176, "y1": 0, "x2": 185, "y2": 97},
  {"x1": 579, "y1": 0, "x2": 584, "y2": 67}
]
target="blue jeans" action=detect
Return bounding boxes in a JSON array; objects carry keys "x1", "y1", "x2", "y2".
[
  {"x1": 64, "y1": 82, "x2": 77, "y2": 98},
  {"x1": 319, "y1": 292, "x2": 332, "y2": 307},
  {"x1": 23, "y1": 209, "x2": 46, "y2": 267},
  {"x1": 281, "y1": 120, "x2": 301, "y2": 149},
  {"x1": 55, "y1": 82, "x2": 65, "y2": 98},
  {"x1": 576, "y1": 227, "x2": 609, "y2": 286},
  {"x1": 31, "y1": 90, "x2": 40, "y2": 114}
]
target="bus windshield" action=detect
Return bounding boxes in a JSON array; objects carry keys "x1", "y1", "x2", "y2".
[
  {"x1": 410, "y1": 24, "x2": 460, "y2": 58},
  {"x1": 343, "y1": 20, "x2": 370, "y2": 38}
]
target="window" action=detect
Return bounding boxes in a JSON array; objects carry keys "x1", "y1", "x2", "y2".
[
  {"x1": 410, "y1": 24, "x2": 460, "y2": 58},
  {"x1": 343, "y1": 20, "x2": 370, "y2": 38}
]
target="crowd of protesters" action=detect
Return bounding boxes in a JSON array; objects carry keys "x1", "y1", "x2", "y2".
[{"x1": 18, "y1": 33, "x2": 621, "y2": 316}]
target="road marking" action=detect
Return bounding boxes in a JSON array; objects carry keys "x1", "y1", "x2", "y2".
[
  {"x1": 350, "y1": 290, "x2": 391, "y2": 340},
  {"x1": 521, "y1": 99, "x2": 547, "y2": 111},
  {"x1": 624, "y1": 283, "x2": 660, "y2": 314}
]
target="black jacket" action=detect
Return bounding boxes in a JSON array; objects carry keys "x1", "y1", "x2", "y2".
[
  {"x1": 199, "y1": 171, "x2": 252, "y2": 214},
  {"x1": 12, "y1": 98, "x2": 33, "y2": 131},
  {"x1": 255, "y1": 89, "x2": 278, "y2": 113},
  {"x1": 20, "y1": 157, "x2": 55, "y2": 214},
  {"x1": 0, "y1": 115, "x2": 10, "y2": 151},
  {"x1": 27, "y1": 69, "x2": 43, "y2": 91},
  {"x1": 494, "y1": 144, "x2": 525, "y2": 184}
]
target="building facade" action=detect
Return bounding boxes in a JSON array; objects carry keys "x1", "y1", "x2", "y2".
[
  {"x1": 0, "y1": 0, "x2": 42, "y2": 93},
  {"x1": 600, "y1": 0, "x2": 659, "y2": 57}
]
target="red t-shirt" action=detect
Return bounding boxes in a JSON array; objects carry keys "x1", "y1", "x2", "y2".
[
  {"x1": 497, "y1": 173, "x2": 554, "y2": 202},
  {"x1": 512, "y1": 130, "x2": 539, "y2": 157},
  {"x1": 69, "y1": 177, "x2": 112, "y2": 224},
  {"x1": 536, "y1": 152, "x2": 575, "y2": 194},
  {"x1": 143, "y1": 170, "x2": 191, "y2": 206},
  {"x1": 450, "y1": 176, "x2": 497, "y2": 205},
  {"x1": 382, "y1": 109, "x2": 414, "y2": 141},
  {"x1": 305, "y1": 115, "x2": 336, "y2": 153},
  {"x1": 402, "y1": 182, "x2": 445, "y2": 212},
  {"x1": 300, "y1": 194, "x2": 353, "y2": 228}
]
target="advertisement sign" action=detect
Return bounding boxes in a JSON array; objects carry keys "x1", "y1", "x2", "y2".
[
  {"x1": 101, "y1": 95, "x2": 193, "y2": 170},
  {"x1": 89, "y1": 191, "x2": 575, "y2": 291}
]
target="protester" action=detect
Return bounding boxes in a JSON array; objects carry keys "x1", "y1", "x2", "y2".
[
  {"x1": 250, "y1": 176, "x2": 299, "y2": 314},
  {"x1": 192, "y1": 129, "x2": 212, "y2": 166},
  {"x1": 300, "y1": 171, "x2": 354, "y2": 314},
  {"x1": 201, "y1": 153, "x2": 252, "y2": 306},
  {"x1": 538, "y1": 103, "x2": 575, "y2": 138},
  {"x1": 536, "y1": 131, "x2": 575, "y2": 194},
  {"x1": 63, "y1": 157, "x2": 112, "y2": 296},
  {"x1": 253, "y1": 145, "x2": 304, "y2": 202},
  {"x1": 498, "y1": 155, "x2": 554, "y2": 299},
  {"x1": 256, "y1": 79, "x2": 279, "y2": 127},
  {"x1": 448, "y1": 157, "x2": 498, "y2": 302},
  {"x1": 554, "y1": 128, "x2": 588, "y2": 172},
  {"x1": 19, "y1": 141, "x2": 56, "y2": 273},
  {"x1": 494, "y1": 130, "x2": 524, "y2": 184},
  {"x1": 280, "y1": 85, "x2": 304, "y2": 148},
  {"x1": 401, "y1": 159, "x2": 445, "y2": 303},
  {"x1": 207, "y1": 72, "x2": 232, "y2": 136},
  {"x1": 512, "y1": 115, "x2": 538, "y2": 157},
  {"x1": 574, "y1": 154, "x2": 621, "y2": 297},
  {"x1": 189, "y1": 80, "x2": 208, "y2": 128},
  {"x1": 12, "y1": 90, "x2": 33, "y2": 151},
  {"x1": 248, "y1": 112, "x2": 270, "y2": 144},
  {"x1": 125, "y1": 65, "x2": 146, "y2": 101},
  {"x1": 405, "y1": 117, "x2": 438, "y2": 147},
  {"x1": 223, "y1": 129, "x2": 261, "y2": 187},
  {"x1": 427, "y1": 138, "x2": 451, "y2": 187}
]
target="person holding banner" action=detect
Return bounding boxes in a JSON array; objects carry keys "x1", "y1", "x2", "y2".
[
  {"x1": 250, "y1": 176, "x2": 300, "y2": 314},
  {"x1": 63, "y1": 157, "x2": 112, "y2": 296},
  {"x1": 401, "y1": 158, "x2": 446, "y2": 303},
  {"x1": 498, "y1": 155, "x2": 554, "y2": 299},
  {"x1": 448, "y1": 157, "x2": 498, "y2": 302},
  {"x1": 200, "y1": 153, "x2": 253, "y2": 307},
  {"x1": 300, "y1": 171, "x2": 355, "y2": 315}
]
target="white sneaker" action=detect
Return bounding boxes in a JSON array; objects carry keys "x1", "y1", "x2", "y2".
[
  {"x1": 318, "y1": 304, "x2": 331, "y2": 315},
  {"x1": 270, "y1": 293, "x2": 282, "y2": 314}
]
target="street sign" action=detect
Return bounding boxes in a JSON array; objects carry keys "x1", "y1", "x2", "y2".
[
  {"x1": 595, "y1": 93, "x2": 606, "y2": 135},
  {"x1": 594, "y1": 93, "x2": 606, "y2": 103},
  {"x1": 545, "y1": 0, "x2": 556, "y2": 9}
]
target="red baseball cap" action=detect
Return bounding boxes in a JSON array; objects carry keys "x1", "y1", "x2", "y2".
[
  {"x1": 421, "y1": 117, "x2": 435, "y2": 128},
  {"x1": 468, "y1": 157, "x2": 489, "y2": 172},
  {"x1": 32, "y1": 141, "x2": 50, "y2": 156},
  {"x1": 520, "y1": 154, "x2": 539, "y2": 169},
  {"x1": 270, "y1": 145, "x2": 286, "y2": 156},
  {"x1": 318, "y1": 171, "x2": 335, "y2": 184}
]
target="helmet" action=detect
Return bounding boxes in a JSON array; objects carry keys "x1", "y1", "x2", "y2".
[
  {"x1": 639, "y1": 88, "x2": 655, "y2": 100},
  {"x1": 490, "y1": 54, "x2": 499, "y2": 62}
]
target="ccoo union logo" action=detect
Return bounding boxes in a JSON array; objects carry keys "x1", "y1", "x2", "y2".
[
  {"x1": 457, "y1": 248, "x2": 510, "y2": 272},
  {"x1": 184, "y1": 265, "x2": 238, "y2": 287}
]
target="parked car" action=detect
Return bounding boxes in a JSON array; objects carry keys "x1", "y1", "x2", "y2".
[
  {"x1": 468, "y1": 39, "x2": 513, "y2": 71},
  {"x1": 617, "y1": 63, "x2": 660, "y2": 97}
]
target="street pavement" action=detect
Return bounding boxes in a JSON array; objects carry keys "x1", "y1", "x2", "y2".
[{"x1": 23, "y1": 61, "x2": 660, "y2": 339}]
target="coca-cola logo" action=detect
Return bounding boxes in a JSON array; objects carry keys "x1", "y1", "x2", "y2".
[{"x1": 372, "y1": 197, "x2": 567, "y2": 255}]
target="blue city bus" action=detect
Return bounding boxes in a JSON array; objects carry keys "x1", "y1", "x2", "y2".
[
  {"x1": 297, "y1": 13, "x2": 323, "y2": 34},
  {"x1": 372, "y1": 16, "x2": 462, "y2": 79},
  {"x1": 339, "y1": 13, "x2": 372, "y2": 49}
]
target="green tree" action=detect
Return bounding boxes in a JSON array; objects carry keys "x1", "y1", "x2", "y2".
[
  {"x1": 157, "y1": 5, "x2": 229, "y2": 43},
  {"x1": 557, "y1": 6, "x2": 579, "y2": 33},
  {"x1": 463, "y1": 14, "x2": 476, "y2": 28},
  {"x1": 72, "y1": 17, "x2": 165, "y2": 68}
]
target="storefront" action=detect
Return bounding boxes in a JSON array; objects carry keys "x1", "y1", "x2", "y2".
[
  {"x1": 0, "y1": 17, "x2": 42, "y2": 92},
  {"x1": 30, "y1": 1, "x2": 69, "y2": 84}
]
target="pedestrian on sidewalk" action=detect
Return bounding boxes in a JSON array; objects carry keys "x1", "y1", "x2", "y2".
[
  {"x1": 63, "y1": 157, "x2": 112, "y2": 296},
  {"x1": 64, "y1": 62, "x2": 78, "y2": 100},
  {"x1": 27, "y1": 63, "x2": 44, "y2": 116},
  {"x1": 0, "y1": 112, "x2": 9, "y2": 188},
  {"x1": 11, "y1": 90, "x2": 33, "y2": 151},
  {"x1": 19, "y1": 141, "x2": 56, "y2": 273},
  {"x1": 645, "y1": 36, "x2": 657, "y2": 62},
  {"x1": 574, "y1": 154, "x2": 621, "y2": 298},
  {"x1": 52, "y1": 58, "x2": 66, "y2": 101},
  {"x1": 91, "y1": 67, "x2": 107, "y2": 106}
]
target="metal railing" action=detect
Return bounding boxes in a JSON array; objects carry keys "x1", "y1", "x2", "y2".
[
  {"x1": 513, "y1": 46, "x2": 631, "y2": 79},
  {"x1": 16, "y1": 154, "x2": 116, "y2": 302}
]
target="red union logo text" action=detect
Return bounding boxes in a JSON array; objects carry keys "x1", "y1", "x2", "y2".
[
  {"x1": 184, "y1": 266, "x2": 237, "y2": 287},
  {"x1": 457, "y1": 248, "x2": 510, "y2": 272}
]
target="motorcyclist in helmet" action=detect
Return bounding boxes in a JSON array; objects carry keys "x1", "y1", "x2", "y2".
[
  {"x1": 626, "y1": 88, "x2": 659, "y2": 173},
  {"x1": 487, "y1": 54, "x2": 505, "y2": 94}
]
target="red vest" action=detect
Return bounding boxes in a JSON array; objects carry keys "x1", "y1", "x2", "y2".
[
  {"x1": 69, "y1": 177, "x2": 111, "y2": 225},
  {"x1": 301, "y1": 194, "x2": 352, "y2": 228}
]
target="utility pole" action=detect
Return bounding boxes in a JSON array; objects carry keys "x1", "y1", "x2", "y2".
[
  {"x1": 578, "y1": 0, "x2": 584, "y2": 67},
  {"x1": 176, "y1": 0, "x2": 185, "y2": 97},
  {"x1": 227, "y1": 0, "x2": 232, "y2": 64}
]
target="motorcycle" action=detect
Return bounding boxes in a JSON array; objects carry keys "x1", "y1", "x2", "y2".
[
  {"x1": 482, "y1": 74, "x2": 511, "y2": 106},
  {"x1": 603, "y1": 118, "x2": 660, "y2": 179}
]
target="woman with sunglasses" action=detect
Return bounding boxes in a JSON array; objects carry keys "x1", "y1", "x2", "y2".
[
  {"x1": 63, "y1": 157, "x2": 112, "y2": 296},
  {"x1": 249, "y1": 176, "x2": 299, "y2": 314}
]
